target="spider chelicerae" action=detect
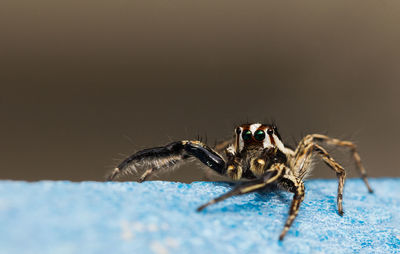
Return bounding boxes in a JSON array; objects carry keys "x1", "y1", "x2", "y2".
[{"x1": 107, "y1": 123, "x2": 373, "y2": 240}]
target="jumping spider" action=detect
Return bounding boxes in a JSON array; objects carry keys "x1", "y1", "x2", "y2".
[{"x1": 107, "y1": 123, "x2": 373, "y2": 240}]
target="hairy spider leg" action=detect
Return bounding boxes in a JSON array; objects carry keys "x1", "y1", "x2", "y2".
[
  {"x1": 279, "y1": 182, "x2": 305, "y2": 240},
  {"x1": 223, "y1": 146, "x2": 243, "y2": 180},
  {"x1": 294, "y1": 141, "x2": 347, "y2": 215},
  {"x1": 295, "y1": 134, "x2": 373, "y2": 193},
  {"x1": 107, "y1": 141, "x2": 226, "y2": 181},
  {"x1": 197, "y1": 163, "x2": 305, "y2": 240},
  {"x1": 197, "y1": 163, "x2": 285, "y2": 211}
]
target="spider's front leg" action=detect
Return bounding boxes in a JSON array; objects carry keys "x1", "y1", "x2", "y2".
[
  {"x1": 107, "y1": 140, "x2": 226, "y2": 181},
  {"x1": 278, "y1": 178, "x2": 305, "y2": 240},
  {"x1": 197, "y1": 163, "x2": 304, "y2": 241},
  {"x1": 197, "y1": 163, "x2": 286, "y2": 211}
]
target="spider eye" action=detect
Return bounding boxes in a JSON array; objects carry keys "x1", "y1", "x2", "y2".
[
  {"x1": 242, "y1": 130, "x2": 252, "y2": 141},
  {"x1": 254, "y1": 130, "x2": 265, "y2": 141}
]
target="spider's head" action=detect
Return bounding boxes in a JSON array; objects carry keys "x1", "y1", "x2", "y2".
[{"x1": 234, "y1": 123, "x2": 283, "y2": 152}]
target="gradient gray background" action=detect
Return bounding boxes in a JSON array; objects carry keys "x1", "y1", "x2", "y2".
[{"x1": 1, "y1": 0, "x2": 399, "y2": 182}]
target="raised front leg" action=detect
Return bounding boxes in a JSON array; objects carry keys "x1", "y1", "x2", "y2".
[{"x1": 107, "y1": 140, "x2": 226, "y2": 181}]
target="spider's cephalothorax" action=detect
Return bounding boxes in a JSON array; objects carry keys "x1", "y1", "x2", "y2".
[{"x1": 107, "y1": 123, "x2": 373, "y2": 240}]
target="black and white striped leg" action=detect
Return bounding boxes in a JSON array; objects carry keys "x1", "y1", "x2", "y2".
[
  {"x1": 107, "y1": 140, "x2": 226, "y2": 181},
  {"x1": 197, "y1": 164, "x2": 285, "y2": 211}
]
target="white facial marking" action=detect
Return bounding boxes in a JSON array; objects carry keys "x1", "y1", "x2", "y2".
[
  {"x1": 238, "y1": 127, "x2": 244, "y2": 151},
  {"x1": 238, "y1": 123, "x2": 291, "y2": 151},
  {"x1": 273, "y1": 134, "x2": 284, "y2": 150},
  {"x1": 249, "y1": 123, "x2": 262, "y2": 133},
  {"x1": 263, "y1": 128, "x2": 273, "y2": 148},
  {"x1": 273, "y1": 133, "x2": 293, "y2": 155},
  {"x1": 237, "y1": 123, "x2": 292, "y2": 155}
]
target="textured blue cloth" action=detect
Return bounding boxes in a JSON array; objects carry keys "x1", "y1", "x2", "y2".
[{"x1": 0, "y1": 179, "x2": 399, "y2": 254}]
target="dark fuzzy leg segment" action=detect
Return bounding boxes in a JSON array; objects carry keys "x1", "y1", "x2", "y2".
[{"x1": 107, "y1": 141, "x2": 226, "y2": 181}]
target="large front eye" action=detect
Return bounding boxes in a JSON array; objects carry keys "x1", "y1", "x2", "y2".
[
  {"x1": 254, "y1": 130, "x2": 265, "y2": 141},
  {"x1": 242, "y1": 130, "x2": 252, "y2": 141}
]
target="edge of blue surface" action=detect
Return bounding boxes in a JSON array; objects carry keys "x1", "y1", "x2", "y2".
[{"x1": 0, "y1": 178, "x2": 399, "y2": 254}]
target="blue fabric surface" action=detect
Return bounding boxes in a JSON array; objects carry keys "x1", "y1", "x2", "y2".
[{"x1": 0, "y1": 179, "x2": 399, "y2": 254}]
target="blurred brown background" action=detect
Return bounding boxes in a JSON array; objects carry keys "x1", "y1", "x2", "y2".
[{"x1": 1, "y1": 0, "x2": 399, "y2": 182}]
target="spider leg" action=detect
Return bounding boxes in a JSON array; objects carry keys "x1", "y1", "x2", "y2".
[
  {"x1": 197, "y1": 163, "x2": 285, "y2": 211},
  {"x1": 138, "y1": 168, "x2": 154, "y2": 183},
  {"x1": 278, "y1": 181, "x2": 305, "y2": 240},
  {"x1": 107, "y1": 140, "x2": 226, "y2": 181},
  {"x1": 295, "y1": 141, "x2": 346, "y2": 215},
  {"x1": 296, "y1": 134, "x2": 372, "y2": 193}
]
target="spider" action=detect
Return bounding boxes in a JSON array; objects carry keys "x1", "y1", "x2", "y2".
[{"x1": 107, "y1": 123, "x2": 373, "y2": 240}]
